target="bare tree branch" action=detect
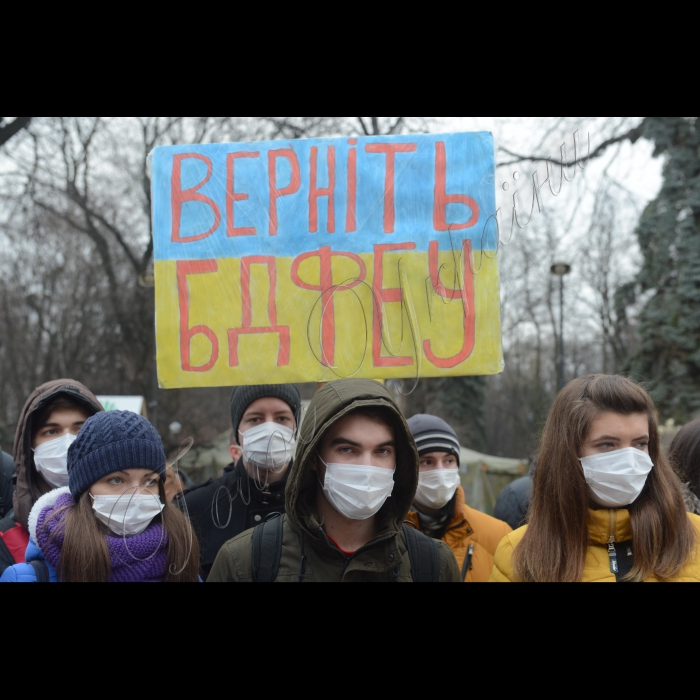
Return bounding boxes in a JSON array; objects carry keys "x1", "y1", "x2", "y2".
[
  {"x1": 0, "y1": 117, "x2": 32, "y2": 147},
  {"x1": 497, "y1": 119, "x2": 649, "y2": 168}
]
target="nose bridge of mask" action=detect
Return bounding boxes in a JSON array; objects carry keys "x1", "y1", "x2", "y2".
[
  {"x1": 240, "y1": 421, "x2": 296, "y2": 470},
  {"x1": 319, "y1": 457, "x2": 396, "y2": 521},
  {"x1": 33, "y1": 432, "x2": 77, "y2": 456},
  {"x1": 33, "y1": 433, "x2": 77, "y2": 488},
  {"x1": 581, "y1": 447, "x2": 654, "y2": 508},
  {"x1": 91, "y1": 491, "x2": 164, "y2": 536}
]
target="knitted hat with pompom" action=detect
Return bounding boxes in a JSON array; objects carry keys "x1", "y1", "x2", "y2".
[{"x1": 67, "y1": 411, "x2": 167, "y2": 499}]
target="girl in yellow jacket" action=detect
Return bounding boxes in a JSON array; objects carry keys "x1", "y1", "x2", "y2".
[{"x1": 490, "y1": 375, "x2": 700, "y2": 583}]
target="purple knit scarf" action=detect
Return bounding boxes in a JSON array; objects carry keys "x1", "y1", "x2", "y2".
[{"x1": 37, "y1": 492, "x2": 170, "y2": 583}]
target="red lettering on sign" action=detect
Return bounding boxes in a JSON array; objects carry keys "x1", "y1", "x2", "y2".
[
  {"x1": 424, "y1": 240, "x2": 476, "y2": 368},
  {"x1": 226, "y1": 152, "x2": 260, "y2": 237},
  {"x1": 373, "y1": 243, "x2": 417, "y2": 367},
  {"x1": 434, "y1": 142, "x2": 479, "y2": 231},
  {"x1": 172, "y1": 155, "x2": 221, "y2": 243},
  {"x1": 269, "y1": 149, "x2": 301, "y2": 236},
  {"x1": 365, "y1": 143, "x2": 417, "y2": 233},
  {"x1": 291, "y1": 247, "x2": 367, "y2": 367},
  {"x1": 229, "y1": 257, "x2": 290, "y2": 367},
  {"x1": 346, "y1": 144, "x2": 357, "y2": 233},
  {"x1": 309, "y1": 146, "x2": 336, "y2": 234},
  {"x1": 177, "y1": 260, "x2": 220, "y2": 372}
]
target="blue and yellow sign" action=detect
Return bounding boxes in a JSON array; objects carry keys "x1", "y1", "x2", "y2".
[{"x1": 152, "y1": 132, "x2": 503, "y2": 388}]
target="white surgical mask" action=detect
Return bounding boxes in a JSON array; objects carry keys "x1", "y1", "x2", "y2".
[
  {"x1": 33, "y1": 433, "x2": 77, "y2": 489},
  {"x1": 240, "y1": 422, "x2": 296, "y2": 471},
  {"x1": 580, "y1": 448, "x2": 654, "y2": 509},
  {"x1": 415, "y1": 469, "x2": 461, "y2": 510},
  {"x1": 91, "y1": 493, "x2": 165, "y2": 537},
  {"x1": 320, "y1": 458, "x2": 395, "y2": 521}
]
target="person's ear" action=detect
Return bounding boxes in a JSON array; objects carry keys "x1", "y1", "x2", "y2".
[{"x1": 230, "y1": 445, "x2": 242, "y2": 463}]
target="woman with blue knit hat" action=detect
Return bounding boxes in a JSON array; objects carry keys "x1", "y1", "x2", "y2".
[
  {"x1": 406, "y1": 414, "x2": 512, "y2": 583},
  {"x1": 0, "y1": 411, "x2": 200, "y2": 583}
]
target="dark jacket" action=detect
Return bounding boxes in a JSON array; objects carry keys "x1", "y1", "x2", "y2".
[
  {"x1": 208, "y1": 379, "x2": 462, "y2": 583},
  {"x1": 1, "y1": 451, "x2": 13, "y2": 519},
  {"x1": 12, "y1": 380, "x2": 103, "y2": 532},
  {"x1": 184, "y1": 460, "x2": 290, "y2": 581},
  {"x1": 493, "y1": 476, "x2": 533, "y2": 531}
]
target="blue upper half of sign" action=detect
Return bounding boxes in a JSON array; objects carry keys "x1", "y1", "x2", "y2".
[{"x1": 152, "y1": 132, "x2": 497, "y2": 262}]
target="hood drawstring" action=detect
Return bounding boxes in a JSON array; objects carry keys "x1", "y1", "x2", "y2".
[{"x1": 298, "y1": 530, "x2": 307, "y2": 583}]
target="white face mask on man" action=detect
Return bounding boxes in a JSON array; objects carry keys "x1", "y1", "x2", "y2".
[
  {"x1": 319, "y1": 457, "x2": 395, "y2": 521},
  {"x1": 415, "y1": 469, "x2": 461, "y2": 510},
  {"x1": 33, "y1": 433, "x2": 77, "y2": 489},
  {"x1": 580, "y1": 447, "x2": 654, "y2": 509},
  {"x1": 240, "y1": 422, "x2": 296, "y2": 471},
  {"x1": 91, "y1": 493, "x2": 165, "y2": 537}
]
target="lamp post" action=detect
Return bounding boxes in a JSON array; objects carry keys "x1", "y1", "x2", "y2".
[{"x1": 550, "y1": 262, "x2": 572, "y2": 392}]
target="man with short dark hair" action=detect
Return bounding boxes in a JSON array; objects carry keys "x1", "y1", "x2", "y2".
[
  {"x1": 208, "y1": 380, "x2": 462, "y2": 583},
  {"x1": 184, "y1": 384, "x2": 301, "y2": 581}
]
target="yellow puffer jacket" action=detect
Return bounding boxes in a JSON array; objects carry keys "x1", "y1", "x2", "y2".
[
  {"x1": 406, "y1": 487, "x2": 512, "y2": 583},
  {"x1": 490, "y1": 508, "x2": 700, "y2": 582}
]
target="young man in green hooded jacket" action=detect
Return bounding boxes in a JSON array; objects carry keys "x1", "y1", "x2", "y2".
[{"x1": 208, "y1": 379, "x2": 461, "y2": 583}]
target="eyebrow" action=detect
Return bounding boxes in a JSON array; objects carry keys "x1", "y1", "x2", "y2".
[
  {"x1": 40, "y1": 421, "x2": 86, "y2": 429},
  {"x1": 330, "y1": 438, "x2": 395, "y2": 448},
  {"x1": 593, "y1": 435, "x2": 649, "y2": 442}
]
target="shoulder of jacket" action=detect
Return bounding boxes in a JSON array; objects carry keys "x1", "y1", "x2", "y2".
[
  {"x1": 464, "y1": 506, "x2": 513, "y2": 539},
  {"x1": 0, "y1": 563, "x2": 36, "y2": 583}
]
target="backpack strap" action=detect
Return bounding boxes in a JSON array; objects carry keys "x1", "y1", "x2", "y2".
[
  {"x1": 30, "y1": 560, "x2": 50, "y2": 583},
  {"x1": 402, "y1": 524, "x2": 440, "y2": 583},
  {"x1": 252, "y1": 514, "x2": 284, "y2": 583}
]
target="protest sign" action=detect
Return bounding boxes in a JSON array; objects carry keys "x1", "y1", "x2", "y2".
[{"x1": 152, "y1": 132, "x2": 503, "y2": 388}]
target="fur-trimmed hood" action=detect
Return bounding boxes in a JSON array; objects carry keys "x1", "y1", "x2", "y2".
[
  {"x1": 681, "y1": 482, "x2": 700, "y2": 516},
  {"x1": 27, "y1": 487, "x2": 72, "y2": 549}
]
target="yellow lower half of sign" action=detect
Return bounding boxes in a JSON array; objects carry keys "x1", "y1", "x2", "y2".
[{"x1": 155, "y1": 249, "x2": 503, "y2": 389}]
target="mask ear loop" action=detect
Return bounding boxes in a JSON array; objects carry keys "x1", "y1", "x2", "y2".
[
  {"x1": 242, "y1": 427, "x2": 296, "y2": 490},
  {"x1": 116, "y1": 487, "x2": 166, "y2": 565}
]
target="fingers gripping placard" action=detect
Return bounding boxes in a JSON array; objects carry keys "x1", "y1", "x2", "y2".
[{"x1": 152, "y1": 132, "x2": 503, "y2": 388}]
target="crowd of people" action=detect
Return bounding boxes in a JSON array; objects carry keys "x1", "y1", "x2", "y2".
[{"x1": 2, "y1": 374, "x2": 700, "y2": 583}]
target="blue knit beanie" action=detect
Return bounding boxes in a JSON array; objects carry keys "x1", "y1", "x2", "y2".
[{"x1": 68, "y1": 411, "x2": 167, "y2": 499}]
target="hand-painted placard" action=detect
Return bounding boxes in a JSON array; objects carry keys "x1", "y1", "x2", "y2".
[{"x1": 152, "y1": 132, "x2": 503, "y2": 388}]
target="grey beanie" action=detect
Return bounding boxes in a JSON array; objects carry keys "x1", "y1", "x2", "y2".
[
  {"x1": 407, "y1": 414, "x2": 461, "y2": 459},
  {"x1": 230, "y1": 384, "x2": 302, "y2": 440}
]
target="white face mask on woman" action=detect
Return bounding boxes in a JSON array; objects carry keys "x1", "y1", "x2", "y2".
[
  {"x1": 33, "y1": 433, "x2": 77, "y2": 489},
  {"x1": 240, "y1": 423, "x2": 296, "y2": 471},
  {"x1": 580, "y1": 448, "x2": 654, "y2": 509},
  {"x1": 91, "y1": 493, "x2": 165, "y2": 537},
  {"x1": 415, "y1": 469, "x2": 461, "y2": 510},
  {"x1": 319, "y1": 458, "x2": 395, "y2": 521}
]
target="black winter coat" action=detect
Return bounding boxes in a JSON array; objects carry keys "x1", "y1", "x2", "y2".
[
  {"x1": 183, "y1": 460, "x2": 290, "y2": 581},
  {"x1": 493, "y1": 476, "x2": 533, "y2": 531},
  {"x1": 1, "y1": 451, "x2": 14, "y2": 519}
]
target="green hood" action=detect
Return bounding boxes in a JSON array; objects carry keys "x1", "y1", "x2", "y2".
[{"x1": 286, "y1": 379, "x2": 419, "y2": 537}]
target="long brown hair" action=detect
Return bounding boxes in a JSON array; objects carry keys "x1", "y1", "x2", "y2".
[
  {"x1": 669, "y1": 418, "x2": 700, "y2": 498},
  {"x1": 513, "y1": 375, "x2": 696, "y2": 583},
  {"x1": 49, "y1": 483, "x2": 200, "y2": 583}
]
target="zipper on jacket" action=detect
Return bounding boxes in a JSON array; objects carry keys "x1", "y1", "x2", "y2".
[{"x1": 608, "y1": 510, "x2": 619, "y2": 575}]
